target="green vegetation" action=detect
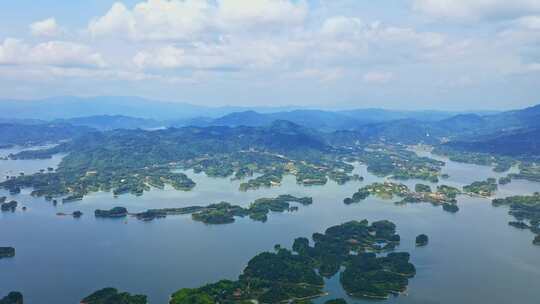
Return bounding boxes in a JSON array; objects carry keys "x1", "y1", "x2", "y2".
[
  {"x1": 433, "y1": 146, "x2": 516, "y2": 173},
  {"x1": 442, "y1": 203, "x2": 459, "y2": 213},
  {"x1": 344, "y1": 182, "x2": 410, "y2": 202},
  {"x1": 509, "y1": 163, "x2": 540, "y2": 182},
  {"x1": 95, "y1": 207, "x2": 128, "y2": 218},
  {"x1": 344, "y1": 182, "x2": 459, "y2": 212},
  {"x1": 499, "y1": 176, "x2": 512, "y2": 185},
  {"x1": 1, "y1": 200, "x2": 17, "y2": 212},
  {"x1": 81, "y1": 288, "x2": 147, "y2": 304},
  {"x1": 0, "y1": 247, "x2": 15, "y2": 259},
  {"x1": 356, "y1": 146, "x2": 444, "y2": 182},
  {"x1": 136, "y1": 195, "x2": 312, "y2": 224},
  {"x1": 167, "y1": 220, "x2": 414, "y2": 303},
  {"x1": 1, "y1": 123, "x2": 366, "y2": 199},
  {"x1": 492, "y1": 193, "x2": 540, "y2": 245},
  {"x1": 463, "y1": 178, "x2": 498, "y2": 197},
  {"x1": 324, "y1": 299, "x2": 347, "y2": 304},
  {"x1": 437, "y1": 185, "x2": 461, "y2": 199},
  {"x1": 0, "y1": 292, "x2": 22, "y2": 304},
  {"x1": 415, "y1": 234, "x2": 429, "y2": 246},
  {"x1": 415, "y1": 184, "x2": 432, "y2": 193}
]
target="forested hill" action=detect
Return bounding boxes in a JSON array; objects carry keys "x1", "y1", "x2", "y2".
[
  {"x1": 13, "y1": 120, "x2": 350, "y2": 168},
  {"x1": 445, "y1": 128, "x2": 540, "y2": 157},
  {"x1": 0, "y1": 123, "x2": 93, "y2": 147}
]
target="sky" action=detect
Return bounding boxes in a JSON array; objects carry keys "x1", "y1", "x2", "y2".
[{"x1": 0, "y1": 0, "x2": 539, "y2": 110}]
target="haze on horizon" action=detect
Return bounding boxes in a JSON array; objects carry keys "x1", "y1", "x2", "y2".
[{"x1": 1, "y1": 0, "x2": 539, "y2": 111}]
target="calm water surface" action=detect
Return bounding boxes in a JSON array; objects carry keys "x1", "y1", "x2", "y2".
[{"x1": 1, "y1": 148, "x2": 539, "y2": 304}]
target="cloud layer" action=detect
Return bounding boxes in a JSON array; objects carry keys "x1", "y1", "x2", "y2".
[{"x1": 0, "y1": 0, "x2": 539, "y2": 109}]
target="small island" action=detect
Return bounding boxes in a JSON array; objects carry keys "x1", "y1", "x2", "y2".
[
  {"x1": 415, "y1": 234, "x2": 429, "y2": 246},
  {"x1": 463, "y1": 178, "x2": 498, "y2": 197},
  {"x1": 442, "y1": 203, "x2": 459, "y2": 213},
  {"x1": 81, "y1": 288, "x2": 146, "y2": 304},
  {"x1": 95, "y1": 207, "x2": 128, "y2": 218},
  {"x1": 1, "y1": 200, "x2": 17, "y2": 212},
  {"x1": 0, "y1": 292, "x2": 23, "y2": 304},
  {"x1": 134, "y1": 195, "x2": 313, "y2": 224},
  {"x1": 0, "y1": 247, "x2": 15, "y2": 259},
  {"x1": 344, "y1": 182, "x2": 461, "y2": 213}
]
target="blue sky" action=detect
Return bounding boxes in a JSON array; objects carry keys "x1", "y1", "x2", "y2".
[{"x1": 0, "y1": 0, "x2": 539, "y2": 110}]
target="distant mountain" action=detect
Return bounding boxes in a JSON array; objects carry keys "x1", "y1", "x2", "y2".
[
  {"x1": 180, "y1": 108, "x2": 471, "y2": 132},
  {"x1": 446, "y1": 128, "x2": 540, "y2": 157},
  {"x1": 54, "y1": 115, "x2": 164, "y2": 131},
  {"x1": 0, "y1": 96, "x2": 303, "y2": 120},
  {"x1": 0, "y1": 123, "x2": 93, "y2": 147},
  {"x1": 338, "y1": 109, "x2": 462, "y2": 123},
  {"x1": 205, "y1": 110, "x2": 361, "y2": 131}
]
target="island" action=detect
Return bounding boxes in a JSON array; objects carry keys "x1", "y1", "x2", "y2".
[
  {"x1": 0, "y1": 247, "x2": 15, "y2": 259},
  {"x1": 463, "y1": 178, "x2": 498, "y2": 197},
  {"x1": 442, "y1": 203, "x2": 459, "y2": 213},
  {"x1": 0, "y1": 292, "x2": 23, "y2": 304},
  {"x1": 499, "y1": 176, "x2": 512, "y2": 185},
  {"x1": 84, "y1": 220, "x2": 416, "y2": 303},
  {"x1": 80, "y1": 288, "x2": 146, "y2": 304},
  {"x1": 492, "y1": 193, "x2": 540, "y2": 245},
  {"x1": 95, "y1": 207, "x2": 128, "y2": 218},
  {"x1": 344, "y1": 182, "x2": 460, "y2": 212},
  {"x1": 416, "y1": 234, "x2": 429, "y2": 246},
  {"x1": 135, "y1": 195, "x2": 313, "y2": 224},
  {"x1": 1, "y1": 200, "x2": 17, "y2": 212}
]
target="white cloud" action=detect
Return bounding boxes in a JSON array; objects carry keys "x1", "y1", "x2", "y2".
[
  {"x1": 362, "y1": 71, "x2": 394, "y2": 84},
  {"x1": 88, "y1": 0, "x2": 306, "y2": 41},
  {"x1": 0, "y1": 38, "x2": 106, "y2": 68},
  {"x1": 217, "y1": 0, "x2": 307, "y2": 29},
  {"x1": 413, "y1": 0, "x2": 540, "y2": 21},
  {"x1": 30, "y1": 18, "x2": 62, "y2": 37}
]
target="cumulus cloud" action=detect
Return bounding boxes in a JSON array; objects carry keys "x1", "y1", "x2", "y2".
[
  {"x1": 30, "y1": 18, "x2": 62, "y2": 37},
  {"x1": 88, "y1": 0, "x2": 306, "y2": 41},
  {"x1": 0, "y1": 38, "x2": 106, "y2": 68},
  {"x1": 362, "y1": 71, "x2": 394, "y2": 84},
  {"x1": 413, "y1": 0, "x2": 540, "y2": 21}
]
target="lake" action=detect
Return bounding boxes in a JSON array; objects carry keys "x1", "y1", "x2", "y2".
[{"x1": 1, "y1": 148, "x2": 539, "y2": 304}]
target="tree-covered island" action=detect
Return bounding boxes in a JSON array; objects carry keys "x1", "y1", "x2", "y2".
[
  {"x1": 343, "y1": 182, "x2": 461, "y2": 212},
  {"x1": 463, "y1": 178, "x2": 498, "y2": 197},
  {"x1": 80, "y1": 288, "x2": 147, "y2": 304},
  {"x1": 98, "y1": 195, "x2": 313, "y2": 224},
  {"x1": 82, "y1": 220, "x2": 417, "y2": 303},
  {"x1": 492, "y1": 193, "x2": 540, "y2": 245},
  {"x1": 0, "y1": 292, "x2": 23, "y2": 304},
  {"x1": 0, "y1": 247, "x2": 15, "y2": 259}
]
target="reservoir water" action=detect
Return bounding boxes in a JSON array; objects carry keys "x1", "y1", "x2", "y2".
[{"x1": 1, "y1": 147, "x2": 539, "y2": 304}]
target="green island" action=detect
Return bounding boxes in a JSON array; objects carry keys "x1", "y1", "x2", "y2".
[
  {"x1": 415, "y1": 234, "x2": 429, "y2": 246},
  {"x1": 508, "y1": 162, "x2": 540, "y2": 182},
  {"x1": 432, "y1": 146, "x2": 516, "y2": 173},
  {"x1": 463, "y1": 178, "x2": 498, "y2": 197},
  {"x1": 0, "y1": 292, "x2": 23, "y2": 304},
  {"x1": 498, "y1": 176, "x2": 512, "y2": 185},
  {"x1": 356, "y1": 145, "x2": 444, "y2": 183},
  {"x1": 492, "y1": 193, "x2": 540, "y2": 245},
  {"x1": 0, "y1": 247, "x2": 15, "y2": 259},
  {"x1": 136, "y1": 195, "x2": 312, "y2": 224},
  {"x1": 344, "y1": 182, "x2": 460, "y2": 212},
  {"x1": 83, "y1": 220, "x2": 416, "y2": 303},
  {"x1": 1, "y1": 200, "x2": 17, "y2": 212},
  {"x1": 95, "y1": 207, "x2": 128, "y2": 218},
  {"x1": 81, "y1": 288, "x2": 147, "y2": 304}
]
